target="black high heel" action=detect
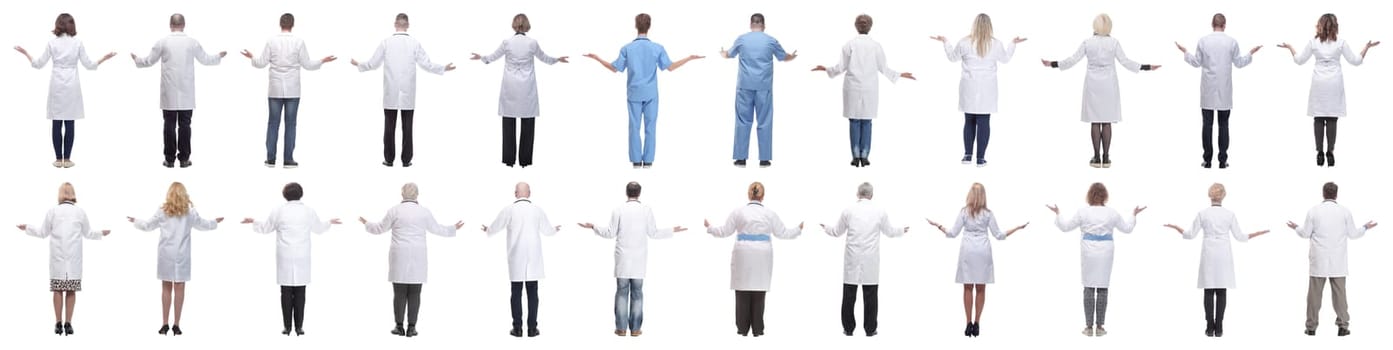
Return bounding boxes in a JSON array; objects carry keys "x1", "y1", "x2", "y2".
[
  {"x1": 55, "y1": 322, "x2": 63, "y2": 335},
  {"x1": 971, "y1": 322, "x2": 980, "y2": 337},
  {"x1": 1317, "y1": 151, "x2": 1326, "y2": 166},
  {"x1": 171, "y1": 325, "x2": 182, "y2": 336},
  {"x1": 1326, "y1": 152, "x2": 1335, "y2": 167},
  {"x1": 295, "y1": 328, "x2": 305, "y2": 336},
  {"x1": 964, "y1": 323, "x2": 972, "y2": 337},
  {"x1": 158, "y1": 324, "x2": 170, "y2": 335},
  {"x1": 63, "y1": 323, "x2": 73, "y2": 336}
]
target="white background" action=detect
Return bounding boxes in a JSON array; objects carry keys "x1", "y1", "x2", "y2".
[{"x1": 1, "y1": 0, "x2": 1389, "y2": 349}]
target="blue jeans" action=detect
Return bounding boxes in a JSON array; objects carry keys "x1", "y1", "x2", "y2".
[
  {"x1": 266, "y1": 98, "x2": 301, "y2": 163},
  {"x1": 615, "y1": 278, "x2": 645, "y2": 331},
  {"x1": 849, "y1": 119, "x2": 872, "y2": 158},
  {"x1": 627, "y1": 98, "x2": 659, "y2": 163},
  {"x1": 51, "y1": 120, "x2": 75, "y2": 159},
  {"x1": 733, "y1": 89, "x2": 774, "y2": 161},
  {"x1": 963, "y1": 113, "x2": 990, "y2": 161}
]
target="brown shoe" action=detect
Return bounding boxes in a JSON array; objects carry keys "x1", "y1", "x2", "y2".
[
  {"x1": 615, "y1": 329, "x2": 627, "y2": 337},
  {"x1": 630, "y1": 330, "x2": 643, "y2": 337}
]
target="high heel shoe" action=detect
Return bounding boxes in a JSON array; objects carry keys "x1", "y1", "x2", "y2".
[
  {"x1": 1326, "y1": 152, "x2": 1335, "y2": 167},
  {"x1": 1317, "y1": 151, "x2": 1326, "y2": 166},
  {"x1": 158, "y1": 324, "x2": 170, "y2": 335},
  {"x1": 971, "y1": 322, "x2": 980, "y2": 337},
  {"x1": 282, "y1": 328, "x2": 291, "y2": 336},
  {"x1": 964, "y1": 323, "x2": 972, "y2": 337},
  {"x1": 63, "y1": 323, "x2": 73, "y2": 336},
  {"x1": 171, "y1": 325, "x2": 182, "y2": 336},
  {"x1": 295, "y1": 328, "x2": 305, "y2": 336},
  {"x1": 1205, "y1": 321, "x2": 1215, "y2": 337},
  {"x1": 55, "y1": 322, "x2": 64, "y2": 335}
]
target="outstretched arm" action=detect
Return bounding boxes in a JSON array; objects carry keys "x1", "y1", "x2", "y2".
[
  {"x1": 668, "y1": 54, "x2": 704, "y2": 71},
  {"x1": 583, "y1": 53, "x2": 618, "y2": 73}
]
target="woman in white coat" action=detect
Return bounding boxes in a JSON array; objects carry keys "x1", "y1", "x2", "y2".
[
  {"x1": 1277, "y1": 13, "x2": 1379, "y2": 167},
  {"x1": 927, "y1": 183, "x2": 1027, "y2": 337},
  {"x1": 1041, "y1": 14, "x2": 1160, "y2": 168},
  {"x1": 471, "y1": 14, "x2": 568, "y2": 168},
  {"x1": 931, "y1": 14, "x2": 1026, "y2": 167},
  {"x1": 1047, "y1": 182, "x2": 1144, "y2": 337},
  {"x1": 812, "y1": 14, "x2": 916, "y2": 168},
  {"x1": 360, "y1": 182, "x2": 463, "y2": 338},
  {"x1": 242, "y1": 182, "x2": 341, "y2": 336},
  {"x1": 705, "y1": 182, "x2": 803, "y2": 337},
  {"x1": 1161, "y1": 183, "x2": 1269, "y2": 337},
  {"x1": 129, "y1": 182, "x2": 223, "y2": 336},
  {"x1": 14, "y1": 13, "x2": 116, "y2": 168},
  {"x1": 16, "y1": 183, "x2": 110, "y2": 336}
]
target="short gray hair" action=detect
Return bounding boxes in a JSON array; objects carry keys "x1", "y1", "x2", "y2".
[
  {"x1": 857, "y1": 182, "x2": 873, "y2": 199},
  {"x1": 402, "y1": 182, "x2": 419, "y2": 201},
  {"x1": 170, "y1": 13, "x2": 185, "y2": 27}
]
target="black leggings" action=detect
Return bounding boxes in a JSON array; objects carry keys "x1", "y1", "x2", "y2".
[
  {"x1": 1314, "y1": 117, "x2": 1337, "y2": 152},
  {"x1": 1204, "y1": 288, "x2": 1228, "y2": 323},
  {"x1": 1090, "y1": 123, "x2": 1112, "y2": 158},
  {"x1": 280, "y1": 286, "x2": 306, "y2": 330},
  {"x1": 510, "y1": 281, "x2": 539, "y2": 331},
  {"x1": 392, "y1": 283, "x2": 422, "y2": 327}
]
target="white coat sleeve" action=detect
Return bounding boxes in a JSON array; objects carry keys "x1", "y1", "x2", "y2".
[
  {"x1": 825, "y1": 44, "x2": 851, "y2": 78},
  {"x1": 193, "y1": 40, "x2": 223, "y2": 66},
  {"x1": 706, "y1": 210, "x2": 739, "y2": 238},
  {"x1": 875, "y1": 46, "x2": 900, "y2": 83},
  {"x1": 308, "y1": 210, "x2": 333, "y2": 235},
  {"x1": 133, "y1": 39, "x2": 164, "y2": 68},
  {"x1": 30, "y1": 43, "x2": 52, "y2": 69},
  {"x1": 769, "y1": 210, "x2": 802, "y2": 239},
  {"x1": 987, "y1": 212, "x2": 1007, "y2": 240},
  {"x1": 1346, "y1": 212, "x2": 1368, "y2": 239},
  {"x1": 364, "y1": 208, "x2": 396, "y2": 235},
  {"x1": 77, "y1": 43, "x2": 99, "y2": 70},
  {"x1": 537, "y1": 209, "x2": 558, "y2": 237},
  {"x1": 1181, "y1": 212, "x2": 1202, "y2": 240},
  {"x1": 78, "y1": 210, "x2": 102, "y2": 240},
  {"x1": 1055, "y1": 210, "x2": 1081, "y2": 232},
  {"x1": 646, "y1": 207, "x2": 674, "y2": 239},
  {"x1": 480, "y1": 40, "x2": 507, "y2": 64},
  {"x1": 251, "y1": 208, "x2": 279, "y2": 234},
  {"x1": 532, "y1": 41, "x2": 560, "y2": 65},
  {"x1": 1056, "y1": 41, "x2": 1088, "y2": 70},
  {"x1": 1294, "y1": 209, "x2": 1316, "y2": 239},
  {"x1": 414, "y1": 42, "x2": 447, "y2": 75},
  {"x1": 357, "y1": 42, "x2": 386, "y2": 72},
  {"x1": 879, "y1": 211, "x2": 905, "y2": 238},
  {"x1": 998, "y1": 40, "x2": 1017, "y2": 64},
  {"x1": 1293, "y1": 41, "x2": 1315, "y2": 65},
  {"x1": 1112, "y1": 40, "x2": 1143, "y2": 73},
  {"x1": 298, "y1": 41, "x2": 325, "y2": 71},
  {"x1": 485, "y1": 207, "x2": 510, "y2": 237},
  {"x1": 592, "y1": 208, "x2": 620, "y2": 239},
  {"x1": 132, "y1": 210, "x2": 164, "y2": 232},
  {"x1": 251, "y1": 42, "x2": 272, "y2": 68},
  {"x1": 1231, "y1": 41, "x2": 1253, "y2": 68},
  {"x1": 1340, "y1": 41, "x2": 1365, "y2": 66},
  {"x1": 946, "y1": 210, "x2": 966, "y2": 238},
  {"x1": 421, "y1": 208, "x2": 458, "y2": 238},
  {"x1": 1229, "y1": 214, "x2": 1249, "y2": 243},
  {"x1": 190, "y1": 209, "x2": 219, "y2": 231},
  {"x1": 823, "y1": 209, "x2": 849, "y2": 238},
  {"x1": 941, "y1": 40, "x2": 962, "y2": 63},
  {"x1": 1183, "y1": 41, "x2": 1203, "y2": 68},
  {"x1": 1115, "y1": 209, "x2": 1139, "y2": 234},
  {"x1": 23, "y1": 209, "x2": 55, "y2": 238}
]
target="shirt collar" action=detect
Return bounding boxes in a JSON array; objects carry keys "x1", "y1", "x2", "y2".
[
  {"x1": 516, "y1": 198, "x2": 532, "y2": 203},
  {"x1": 60, "y1": 201, "x2": 76, "y2": 205},
  {"x1": 748, "y1": 201, "x2": 763, "y2": 207},
  {"x1": 515, "y1": 32, "x2": 527, "y2": 36},
  {"x1": 401, "y1": 200, "x2": 418, "y2": 204},
  {"x1": 1323, "y1": 199, "x2": 1338, "y2": 204},
  {"x1": 635, "y1": 34, "x2": 650, "y2": 41},
  {"x1": 626, "y1": 198, "x2": 640, "y2": 203}
]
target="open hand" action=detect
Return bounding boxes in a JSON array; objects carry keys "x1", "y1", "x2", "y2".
[
  {"x1": 1046, "y1": 204, "x2": 1059, "y2": 214},
  {"x1": 1133, "y1": 206, "x2": 1148, "y2": 215},
  {"x1": 358, "y1": 217, "x2": 368, "y2": 224},
  {"x1": 1365, "y1": 221, "x2": 1379, "y2": 230},
  {"x1": 899, "y1": 72, "x2": 916, "y2": 80},
  {"x1": 1013, "y1": 37, "x2": 1028, "y2": 44},
  {"x1": 321, "y1": 56, "x2": 337, "y2": 63},
  {"x1": 101, "y1": 230, "x2": 111, "y2": 236},
  {"x1": 214, "y1": 217, "x2": 225, "y2": 223},
  {"x1": 126, "y1": 216, "x2": 137, "y2": 223},
  {"x1": 470, "y1": 53, "x2": 482, "y2": 60},
  {"x1": 674, "y1": 226, "x2": 688, "y2": 233},
  {"x1": 240, "y1": 50, "x2": 254, "y2": 59},
  {"x1": 557, "y1": 56, "x2": 570, "y2": 63},
  {"x1": 578, "y1": 222, "x2": 595, "y2": 229},
  {"x1": 16, "y1": 224, "x2": 26, "y2": 231},
  {"x1": 330, "y1": 219, "x2": 343, "y2": 225},
  {"x1": 811, "y1": 65, "x2": 827, "y2": 71},
  {"x1": 1175, "y1": 42, "x2": 1188, "y2": 53},
  {"x1": 241, "y1": 218, "x2": 254, "y2": 224},
  {"x1": 930, "y1": 35, "x2": 947, "y2": 42},
  {"x1": 1286, "y1": 221, "x2": 1299, "y2": 229},
  {"x1": 454, "y1": 221, "x2": 465, "y2": 230}
]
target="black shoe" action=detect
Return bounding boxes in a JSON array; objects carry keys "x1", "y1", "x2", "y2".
[
  {"x1": 179, "y1": 161, "x2": 192, "y2": 168},
  {"x1": 64, "y1": 323, "x2": 73, "y2": 336},
  {"x1": 264, "y1": 160, "x2": 276, "y2": 168},
  {"x1": 844, "y1": 331, "x2": 853, "y2": 336},
  {"x1": 1201, "y1": 161, "x2": 1212, "y2": 169},
  {"x1": 752, "y1": 332, "x2": 764, "y2": 337},
  {"x1": 283, "y1": 161, "x2": 299, "y2": 169},
  {"x1": 510, "y1": 329, "x2": 523, "y2": 337},
  {"x1": 962, "y1": 155, "x2": 973, "y2": 164},
  {"x1": 405, "y1": 326, "x2": 418, "y2": 337},
  {"x1": 859, "y1": 158, "x2": 869, "y2": 167},
  {"x1": 734, "y1": 159, "x2": 747, "y2": 168},
  {"x1": 738, "y1": 331, "x2": 749, "y2": 337},
  {"x1": 295, "y1": 328, "x2": 305, "y2": 336},
  {"x1": 1214, "y1": 322, "x2": 1223, "y2": 337},
  {"x1": 403, "y1": 162, "x2": 414, "y2": 168},
  {"x1": 1205, "y1": 321, "x2": 1215, "y2": 337},
  {"x1": 642, "y1": 162, "x2": 653, "y2": 168},
  {"x1": 171, "y1": 325, "x2": 182, "y2": 336},
  {"x1": 866, "y1": 331, "x2": 877, "y2": 337},
  {"x1": 163, "y1": 161, "x2": 175, "y2": 168},
  {"x1": 159, "y1": 324, "x2": 170, "y2": 335},
  {"x1": 55, "y1": 322, "x2": 63, "y2": 335},
  {"x1": 965, "y1": 323, "x2": 973, "y2": 337},
  {"x1": 1317, "y1": 151, "x2": 1326, "y2": 166},
  {"x1": 1219, "y1": 162, "x2": 1229, "y2": 169},
  {"x1": 505, "y1": 163, "x2": 515, "y2": 168},
  {"x1": 282, "y1": 329, "x2": 291, "y2": 336},
  {"x1": 383, "y1": 161, "x2": 393, "y2": 167},
  {"x1": 527, "y1": 329, "x2": 540, "y2": 337},
  {"x1": 971, "y1": 322, "x2": 979, "y2": 337},
  {"x1": 758, "y1": 160, "x2": 771, "y2": 168},
  {"x1": 1338, "y1": 328, "x2": 1350, "y2": 336},
  {"x1": 1101, "y1": 154, "x2": 1112, "y2": 168},
  {"x1": 1326, "y1": 152, "x2": 1335, "y2": 167},
  {"x1": 632, "y1": 162, "x2": 642, "y2": 169},
  {"x1": 1090, "y1": 156, "x2": 1102, "y2": 168},
  {"x1": 1305, "y1": 329, "x2": 1316, "y2": 336},
  {"x1": 851, "y1": 158, "x2": 861, "y2": 167},
  {"x1": 392, "y1": 325, "x2": 406, "y2": 336}
]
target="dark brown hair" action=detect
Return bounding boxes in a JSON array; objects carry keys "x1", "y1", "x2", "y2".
[
  {"x1": 1086, "y1": 182, "x2": 1109, "y2": 206},
  {"x1": 751, "y1": 13, "x2": 765, "y2": 26},
  {"x1": 1211, "y1": 13, "x2": 1226, "y2": 29},
  {"x1": 626, "y1": 182, "x2": 642, "y2": 198},
  {"x1": 1316, "y1": 13, "x2": 1338, "y2": 42},
  {"x1": 280, "y1": 13, "x2": 295, "y2": 30},
  {"x1": 283, "y1": 182, "x2": 304, "y2": 201},
  {"x1": 1323, "y1": 182, "x2": 1338, "y2": 200},
  {"x1": 52, "y1": 13, "x2": 76, "y2": 37},
  {"x1": 635, "y1": 13, "x2": 652, "y2": 34},
  {"x1": 855, "y1": 14, "x2": 872, "y2": 34}
]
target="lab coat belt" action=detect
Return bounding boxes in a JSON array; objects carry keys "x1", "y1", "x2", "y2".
[
  {"x1": 1082, "y1": 233, "x2": 1114, "y2": 241},
  {"x1": 737, "y1": 233, "x2": 770, "y2": 241}
]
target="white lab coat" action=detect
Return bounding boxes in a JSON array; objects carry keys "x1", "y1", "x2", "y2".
[
  {"x1": 481, "y1": 34, "x2": 561, "y2": 118},
  {"x1": 1293, "y1": 200, "x2": 1368, "y2": 277},
  {"x1": 356, "y1": 32, "x2": 448, "y2": 110},
  {"x1": 824, "y1": 35, "x2": 901, "y2": 119},
  {"x1": 29, "y1": 35, "x2": 101, "y2": 120},
  {"x1": 1054, "y1": 206, "x2": 1137, "y2": 288},
  {"x1": 941, "y1": 37, "x2": 1016, "y2": 114},
  {"x1": 1179, "y1": 206, "x2": 1249, "y2": 289},
  {"x1": 1055, "y1": 35, "x2": 1144, "y2": 123},
  {"x1": 822, "y1": 199, "x2": 903, "y2": 285},
  {"x1": 1293, "y1": 38, "x2": 1364, "y2": 117},
  {"x1": 364, "y1": 201, "x2": 458, "y2": 284},
  {"x1": 24, "y1": 203, "x2": 103, "y2": 280},
  {"x1": 250, "y1": 33, "x2": 327, "y2": 98},
  {"x1": 132, "y1": 208, "x2": 220, "y2": 282},
  {"x1": 1182, "y1": 32, "x2": 1253, "y2": 110},
  {"x1": 945, "y1": 208, "x2": 1008, "y2": 284},
  {"x1": 707, "y1": 201, "x2": 802, "y2": 291},
  {"x1": 590, "y1": 200, "x2": 674, "y2": 279},
  {"x1": 485, "y1": 199, "x2": 559, "y2": 281},
  {"x1": 250, "y1": 201, "x2": 333, "y2": 286},
  {"x1": 133, "y1": 32, "x2": 223, "y2": 110}
]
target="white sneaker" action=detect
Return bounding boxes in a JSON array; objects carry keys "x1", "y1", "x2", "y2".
[
  {"x1": 976, "y1": 160, "x2": 988, "y2": 168},
  {"x1": 1082, "y1": 326, "x2": 1095, "y2": 337},
  {"x1": 62, "y1": 160, "x2": 75, "y2": 168},
  {"x1": 53, "y1": 161, "x2": 64, "y2": 168},
  {"x1": 1094, "y1": 326, "x2": 1107, "y2": 336}
]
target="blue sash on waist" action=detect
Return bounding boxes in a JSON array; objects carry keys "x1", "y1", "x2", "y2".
[
  {"x1": 737, "y1": 233, "x2": 770, "y2": 241},
  {"x1": 1082, "y1": 232, "x2": 1114, "y2": 241}
]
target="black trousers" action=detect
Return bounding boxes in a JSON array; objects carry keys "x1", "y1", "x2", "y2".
[
  {"x1": 162, "y1": 110, "x2": 193, "y2": 163},
  {"x1": 510, "y1": 281, "x2": 539, "y2": 331},
  {"x1": 734, "y1": 290, "x2": 767, "y2": 335},
  {"x1": 1314, "y1": 117, "x2": 1338, "y2": 152},
  {"x1": 392, "y1": 283, "x2": 422, "y2": 326},
  {"x1": 384, "y1": 109, "x2": 415, "y2": 165},
  {"x1": 841, "y1": 284, "x2": 879, "y2": 334},
  {"x1": 502, "y1": 117, "x2": 536, "y2": 166},
  {"x1": 1201, "y1": 109, "x2": 1230, "y2": 164},
  {"x1": 280, "y1": 286, "x2": 306, "y2": 330},
  {"x1": 1204, "y1": 288, "x2": 1228, "y2": 324}
]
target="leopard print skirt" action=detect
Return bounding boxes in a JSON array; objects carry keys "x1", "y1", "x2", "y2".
[{"x1": 50, "y1": 279, "x2": 82, "y2": 292}]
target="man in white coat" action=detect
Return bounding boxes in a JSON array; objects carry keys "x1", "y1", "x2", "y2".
[
  {"x1": 820, "y1": 182, "x2": 907, "y2": 337},
  {"x1": 813, "y1": 14, "x2": 915, "y2": 168},
  {"x1": 705, "y1": 182, "x2": 803, "y2": 337},
  {"x1": 360, "y1": 182, "x2": 464, "y2": 337},
  {"x1": 578, "y1": 181, "x2": 686, "y2": 337},
  {"x1": 1286, "y1": 182, "x2": 1376, "y2": 337},
  {"x1": 1175, "y1": 14, "x2": 1260, "y2": 169},
  {"x1": 483, "y1": 182, "x2": 561, "y2": 338},
  {"x1": 242, "y1": 182, "x2": 341, "y2": 336},
  {"x1": 352, "y1": 13, "x2": 455, "y2": 168},
  {"x1": 132, "y1": 13, "x2": 226, "y2": 169},
  {"x1": 242, "y1": 13, "x2": 337, "y2": 169}
]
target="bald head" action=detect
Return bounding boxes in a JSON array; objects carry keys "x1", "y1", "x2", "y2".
[
  {"x1": 170, "y1": 13, "x2": 185, "y2": 31},
  {"x1": 515, "y1": 182, "x2": 532, "y2": 199}
]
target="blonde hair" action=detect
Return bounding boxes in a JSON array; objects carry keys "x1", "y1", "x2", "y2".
[
  {"x1": 162, "y1": 182, "x2": 193, "y2": 217},
  {"x1": 58, "y1": 182, "x2": 77, "y2": 204},
  {"x1": 965, "y1": 183, "x2": 988, "y2": 218},
  {"x1": 1208, "y1": 183, "x2": 1227, "y2": 203},
  {"x1": 512, "y1": 13, "x2": 531, "y2": 33},
  {"x1": 1086, "y1": 182, "x2": 1109, "y2": 206},
  {"x1": 748, "y1": 182, "x2": 765, "y2": 201},
  {"x1": 1093, "y1": 13, "x2": 1113, "y2": 36},
  {"x1": 971, "y1": 13, "x2": 994, "y2": 57}
]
